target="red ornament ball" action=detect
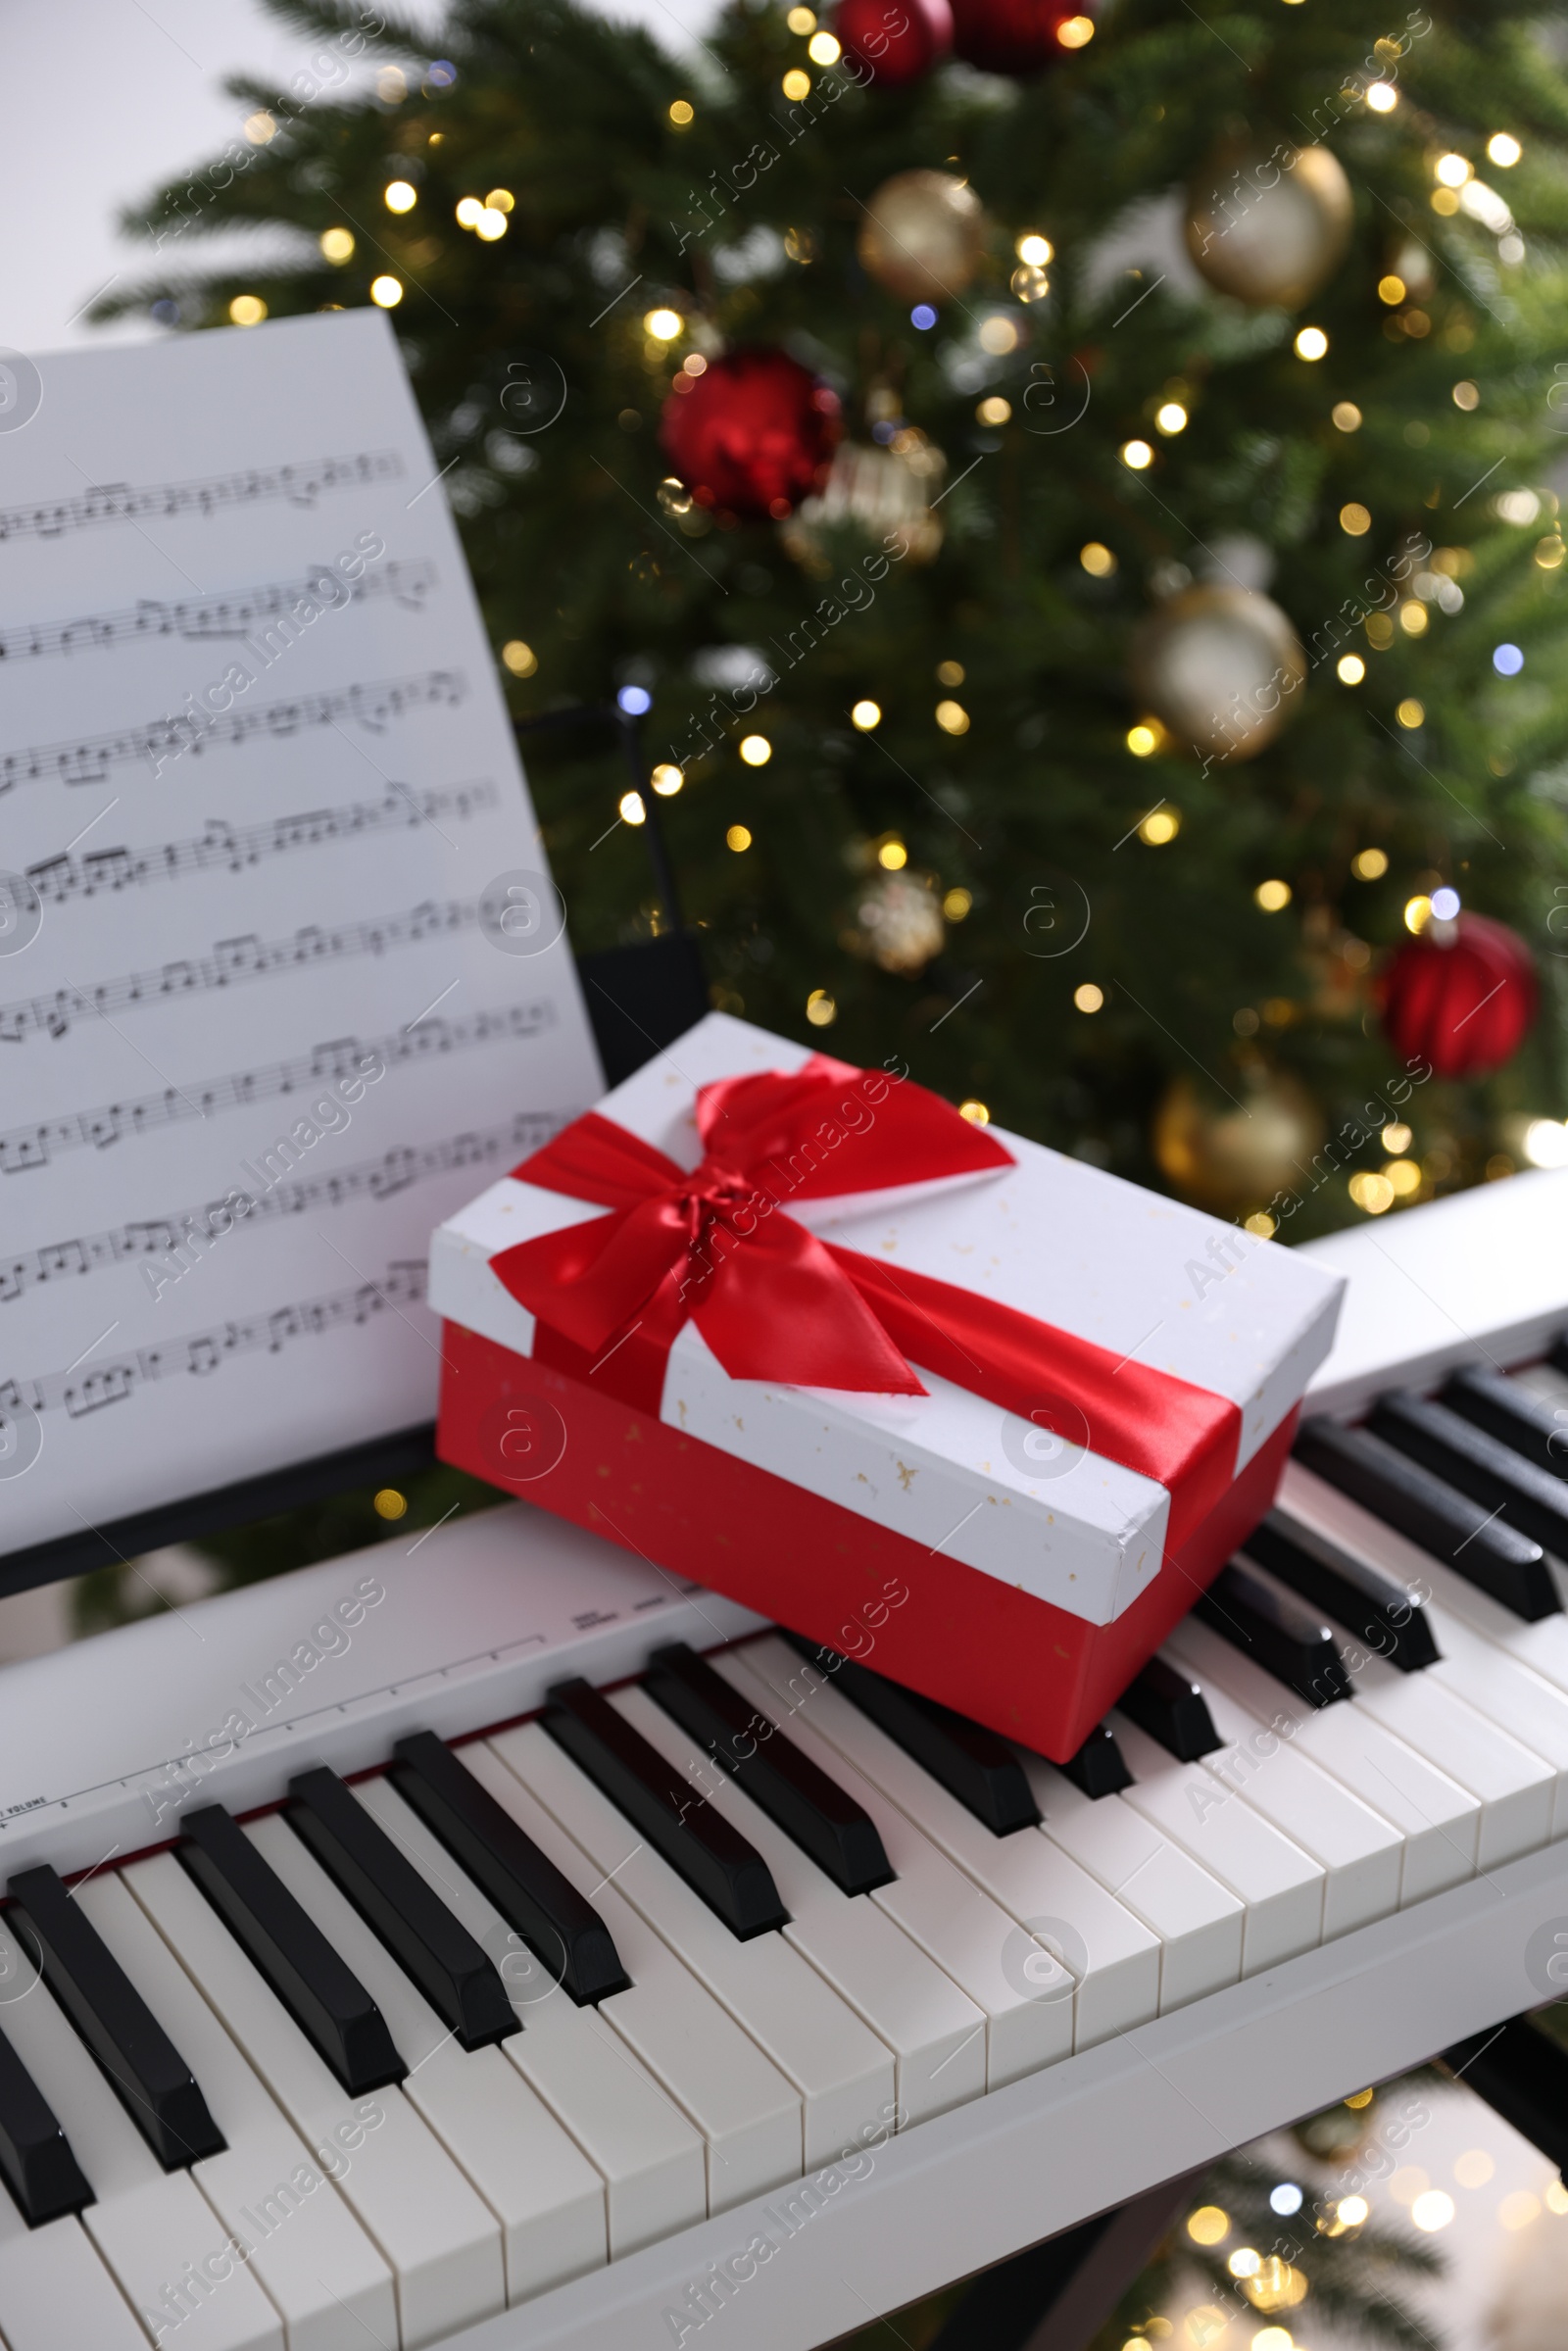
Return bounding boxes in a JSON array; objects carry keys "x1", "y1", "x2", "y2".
[
  {"x1": 835, "y1": 0, "x2": 953, "y2": 84},
  {"x1": 660, "y1": 349, "x2": 842, "y2": 521},
  {"x1": 1379, "y1": 911, "x2": 1538, "y2": 1081},
  {"x1": 948, "y1": 0, "x2": 1096, "y2": 73}
]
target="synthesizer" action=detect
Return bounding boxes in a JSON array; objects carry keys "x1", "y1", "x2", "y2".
[{"x1": 0, "y1": 1167, "x2": 1567, "y2": 2351}]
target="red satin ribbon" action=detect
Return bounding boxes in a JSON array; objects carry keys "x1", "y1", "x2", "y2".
[{"x1": 490, "y1": 1054, "x2": 1241, "y2": 1553}]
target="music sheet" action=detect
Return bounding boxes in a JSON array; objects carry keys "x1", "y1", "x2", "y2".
[{"x1": 0, "y1": 310, "x2": 603, "y2": 1556}]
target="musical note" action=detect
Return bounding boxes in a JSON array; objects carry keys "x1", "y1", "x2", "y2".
[
  {"x1": 0, "y1": 1001, "x2": 558, "y2": 1174},
  {"x1": 0, "y1": 450, "x2": 404, "y2": 547},
  {"x1": 24, "y1": 782, "x2": 497, "y2": 909},
  {"x1": 0, "y1": 671, "x2": 466, "y2": 798},
  {"x1": 0, "y1": 558, "x2": 435, "y2": 664},
  {"x1": 0, "y1": 898, "x2": 482, "y2": 1044},
  {"x1": 0, "y1": 1110, "x2": 563, "y2": 1306},
  {"x1": 9, "y1": 1262, "x2": 428, "y2": 1422}
]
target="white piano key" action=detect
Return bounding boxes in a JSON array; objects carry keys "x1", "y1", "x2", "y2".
[
  {"x1": 712, "y1": 1648, "x2": 1073, "y2": 2089},
  {"x1": 1156, "y1": 1634, "x2": 1403, "y2": 1938},
  {"x1": 246, "y1": 1812, "x2": 605, "y2": 2307},
  {"x1": 729, "y1": 1635, "x2": 1160, "y2": 2049},
  {"x1": 462, "y1": 1740, "x2": 802, "y2": 2213},
  {"x1": 1271, "y1": 1473, "x2": 1557, "y2": 1869},
  {"x1": 1011, "y1": 1748, "x2": 1244, "y2": 2009},
  {"x1": 490, "y1": 1715, "x2": 895, "y2": 2171},
  {"x1": 354, "y1": 1775, "x2": 706, "y2": 2261},
  {"x1": 77, "y1": 1872, "x2": 397, "y2": 2351},
  {"x1": 1164, "y1": 1611, "x2": 1480, "y2": 1904},
  {"x1": 0, "y1": 2180, "x2": 147, "y2": 2351},
  {"x1": 1511, "y1": 1360, "x2": 1568, "y2": 1412},
  {"x1": 0, "y1": 1917, "x2": 282, "y2": 2351},
  {"x1": 125, "y1": 1852, "x2": 503, "y2": 2351},
  {"x1": 1104, "y1": 1714, "x2": 1325, "y2": 1972},
  {"x1": 502, "y1": 1690, "x2": 987, "y2": 2127}
]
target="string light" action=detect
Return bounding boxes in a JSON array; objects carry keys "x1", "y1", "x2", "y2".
[
  {"x1": 1121, "y1": 438, "x2": 1153, "y2": 468},
  {"x1": 486, "y1": 188, "x2": 515, "y2": 212},
  {"x1": 807, "y1": 28, "x2": 841, "y2": 61},
  {"x1": 877, "y1": 837, "x2": 907, "y2": 869},
  {"x1": 1378, "y1": 273, "x2": 1406, "y2": 305},
  {"x1": 1016, "y1": 233, "x2": 1053, "y2": 265},
  {"x1": 1435, "y1": 151, "x2": 1473, "y2": 186},
  {"x1": 1081, "y1": 542, "x2": 1116, "y2": 576},
  {"x1": 1489, "y1": 132, "x2": 1522, "y2": 167},
  {"x1": 369, "y1": 275, "x2": 404, "y2": 307},
  {"x1": 726, "y1": 824, "x2": 753, "y2": 852},
  {"x1": 228, "y1": 294, "x2": 268, "y2": 325},
  {"x1": 1337, "y1": 654, "x2": 1366, "y2": 683},
  {"x1": 1365, "y1": 78, "x2": 1398, "y2": 110},
  {"x1": 851, "y1": 700, "x2": 882, "y2": 729},
  {"x1": 739, "y1": 734, "x2": 771, "y2": 764},
  {"x1": 806, "y1": 988, "x2": 837, "y2": 1025},
  {"x1": 1140, "y1": 808, "x2": 1179, "y2": 843},
  {"x1": 1295, "y1": 326, "x2": 1329, "y2": 360},
  {"x1": 618, "y1": 791, "x2": 647, "y2": 824},
  {"x1": 958, "y1": 1100, "x2": 990, "y2": 1123},
  {"x1": 1155, "y1": 401, "x2": 1188, "y2": 434},
  {"x1": 1382, "y1": 1121, "x2": 1412, "y2": 1151},
  {"x1": 372, "y1": 1488, "x2": 408, "y2": 1519},
  {"x1": 937, "y1": 660, "x2": 965, "y2": 686},
  {"x1": 1254, "y1": 879, "x2": 1292, "y2": 910},
  {"x1": 1349, "y1": 1171, "x2": 1396, "y2": 1214},
  {"x1": 942, "y1": 888, "x2": 972, "y2": 919},
  {"x1": 783, "y1": 68, "x2": 811, "y2": 99},
  {"x1": 1073, "y1": 983, "x2": 1103, "y2": 1011},
  {"x1": 787, "y1": 6, "x2": 816, "y2": 28},
  {"x1": 1351, "y1": 847, "x2": 1389, "y2": 878},
  {"x1": 651, "y1": 763, "x2": 683, "y2": 795},
  {"x1": 1187, "y1": 2208, "x2": 1229, "y2": 2246},
  {"x1": 1333, "y1": 401, "x2": 1362, "y2": 431},
  {"x1": 1340, "y1": 503, "x2": 1371, "y2": 535},
  {"x1": 668, "y1": 98, "x2": 695, "y2": 123},
  {"x1": 1126, "y1": 723, "x2": 1159, "y2": 757},
  {"x1": 384, "y1": 179, "x2": 417, "y2": 212},
  {"x1": 319, "y1": 227, "x2": 355, "y2": 263},
  {"x1": 456, "y1": 196, "x2": 484, "y2": 226},
  {"x1": 935, "y1": 700, "x2": 970, "y2": 734},
  {"x1": 1396, "y1": 696, "x2": 1425, "y2": 726},
  {"x1": 501, "y1": 640, "x2": 537, "y2": 676},
  {"x1": 977, "y1": 395, "x2": 1012, "y2": 423}
]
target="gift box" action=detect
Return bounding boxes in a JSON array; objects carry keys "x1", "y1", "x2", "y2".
[{"x1": 430, "y1": 1014, "x2": 1344, "y2": 1762}]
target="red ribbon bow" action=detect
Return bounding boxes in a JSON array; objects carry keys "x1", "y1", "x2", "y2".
[
  {"x1": 494, "y1": 1053, "x2": 1011, "y2": 1395},
  {"x1": 489, "y1": 1053, "x2": 1243, "y2": 1555}
]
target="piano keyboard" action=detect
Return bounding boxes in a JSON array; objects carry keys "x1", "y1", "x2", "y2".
[{"x1": 3, "y1": 1174, "x2": 1568, "y2": 2350}]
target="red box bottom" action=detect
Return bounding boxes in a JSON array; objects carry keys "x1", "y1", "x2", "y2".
[{"x1": 437, "y1": 1321, "x2": 1298, "y2": 1763}]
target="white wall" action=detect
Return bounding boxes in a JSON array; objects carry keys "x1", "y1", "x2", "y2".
[{"x1": 0, "y1": 0, "x2": 710, "y2": 358}]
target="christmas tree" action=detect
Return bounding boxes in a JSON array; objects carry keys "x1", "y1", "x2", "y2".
[{"x1": 96, "y1": 0, "x2": 1568, "y2": 1252}]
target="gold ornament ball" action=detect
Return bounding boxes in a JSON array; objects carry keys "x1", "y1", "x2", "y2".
[
  {"x1": 781, "y1": 437, "x2": 946, "y2": 571},
  {"x1": 1130, "y1": 585, "x2": 1306, "y2": 761},
  {"x1": 1186, "y1": 142, "x2": 1353, "y2": 310},
  {"x1": 854, "y1": 872, "x2": 946, "y2": 975},
  {"x1": 857, "y1": 170, "x2": 985, "y2": 306},
  {"x1": 1152, "y1": 1071, "x2": 1323, "y2": 1215}
]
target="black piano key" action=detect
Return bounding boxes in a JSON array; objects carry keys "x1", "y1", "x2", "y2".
[
  {"x1": 6, "y1": 1865, "x2": 225, "y2": 2173},
  {"x1": 0, "y1": 2017, "x2": 93, "y2": 2227},
  {"x1": 390, "y1": 1731, "x2": 630, "y2": 2004},
  {"x1": 1444, "y1": 2015, "x2": 1568, "y2": 2178},
  {"x1": 544, "y1": 1679, "x2": 788, "y2": 1940},
  {"x1": 1195, "y1": 1560, "x2": 1351, "y2": 1708},
  {"x1": 1372, "y1": 1389, "x2": 1568, "y2": 1565},
  {"x1": 1118, "y1": 1656, "x2": 1222, "y2": 1761},
  {"x1": 780, "y1": 1633, "x2": 1041, "y2": 1836},
  {"x1": 1443, "y1": 1364, "x2": 1568, "y2": 1482},
  {"x1": 287, "y1": 1768, "x2": 517, "y2": 2052},
  {"x1": 177, "y1": 1807, "x2": 405, "y2": 2096},
  {"x1": 1295, "y1": 1417, "x2": 1558, "y2": 1622},
  {"x1": 643, "y1": 1643, "x2": 894, "y2": 1896},
  {"x1": 1057, "y1": 1722, "x2": 1133, "y2": 1799},
  {"x1": 1244, "y1": 1512, "x2": 1441, "y2": 1673}
]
